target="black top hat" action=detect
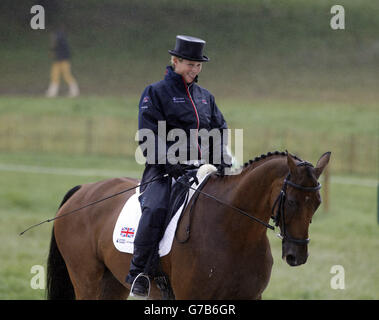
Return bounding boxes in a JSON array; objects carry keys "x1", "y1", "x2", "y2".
[{"x1": 168, "y1": 35, "x2": 209, "y2": 62}]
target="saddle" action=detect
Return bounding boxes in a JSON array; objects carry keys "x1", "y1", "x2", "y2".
[{"x1": 113, "y1": 165, "x2": 216, "y2": 254}]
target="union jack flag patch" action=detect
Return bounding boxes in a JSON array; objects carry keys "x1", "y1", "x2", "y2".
[{"x1": 120, "y1": 227, "x2": 135, "y2": 238}]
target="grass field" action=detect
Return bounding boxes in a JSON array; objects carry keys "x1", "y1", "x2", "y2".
[
  {"x1": 0, "y1": 96, "x2": 377, "y2": 299},
  {"x1": 0, "y1": 96, "x2": 377, "y2": 176}
]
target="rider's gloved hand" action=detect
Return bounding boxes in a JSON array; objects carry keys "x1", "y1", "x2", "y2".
[{"x1": 165, "y1": 163, "x2": 186, "y2": 180}]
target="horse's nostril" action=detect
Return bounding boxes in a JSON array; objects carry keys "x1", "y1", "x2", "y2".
[{"x1": 286, "y1": 254, "x2": 297, "y2": 266}]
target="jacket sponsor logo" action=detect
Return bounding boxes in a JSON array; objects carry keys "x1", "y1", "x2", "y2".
[
  {"x1": 172, "y1": 97, "x2": 186, "y2": 103},
  {"x1": 141, "y1": 96, "x2": 150, "y2": 109}
]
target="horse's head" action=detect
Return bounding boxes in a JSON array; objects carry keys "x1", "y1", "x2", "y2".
[{"x1": 272, "y1": 152, "x2": 331, "y2": 266}]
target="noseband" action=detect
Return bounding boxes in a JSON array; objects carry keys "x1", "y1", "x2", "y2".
[{"x1": 271, "y1": 162, "x2": 321, "y2": 245}]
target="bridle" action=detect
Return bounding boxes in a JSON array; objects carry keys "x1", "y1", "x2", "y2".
[{"x1": 271, "y1": 162, "x2": 321, "y2": 245}]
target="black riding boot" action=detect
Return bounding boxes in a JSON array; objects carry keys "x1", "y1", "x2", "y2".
[{"x1": 126, "y1": 244, "x2": 156, "y2": 297}]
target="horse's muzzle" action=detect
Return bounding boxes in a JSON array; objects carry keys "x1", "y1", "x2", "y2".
[{"x1": 282, "y1": 241, "x2": 309, "y2": 267}]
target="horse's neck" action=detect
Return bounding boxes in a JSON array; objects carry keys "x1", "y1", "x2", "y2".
[{"x1": 230, "y1": 158, "x2": 288, "y2": 229}]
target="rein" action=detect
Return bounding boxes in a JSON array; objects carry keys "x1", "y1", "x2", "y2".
[
  {"x1": 177, "y1": 164, "x2": 321, "y2": 244},
  {"x1": 176, "y1": 178, "x2": 275, "y2": 231},
  {"x1": 271, "y1": 162, "x2": 321, "y2": 245}
]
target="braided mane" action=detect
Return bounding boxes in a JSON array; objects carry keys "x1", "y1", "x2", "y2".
[{"x1": 239, "y1": 150, "x2": 305, "y2": 174}]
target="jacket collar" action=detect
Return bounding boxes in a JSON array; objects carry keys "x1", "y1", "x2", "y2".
[{"x1": 164, "y1": 66, "x2": 198, "y2": 86}]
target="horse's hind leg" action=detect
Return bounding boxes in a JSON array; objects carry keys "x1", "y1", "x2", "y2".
[
  {"x1": 66, "y1": 258, "x2": 105, "y2": 300},
  {"x1": 100, "y1": 268, "x2": 129, "y2": 299},
  {"x1": 68, "y1": 258, "x2": 129, "y2": 299}
]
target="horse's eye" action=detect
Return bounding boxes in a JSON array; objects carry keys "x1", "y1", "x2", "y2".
[{"x1": 288, "y1": 199, "x2": 296, "y2": 207}]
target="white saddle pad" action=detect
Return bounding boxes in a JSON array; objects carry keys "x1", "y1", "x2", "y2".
[{"x1": 112, "y1": 164, "x2": 217, "y2": 257}]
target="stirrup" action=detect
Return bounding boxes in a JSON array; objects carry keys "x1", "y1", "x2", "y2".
[{"x1": 130, "y1": 273, "x2": 151, "y2": 299}]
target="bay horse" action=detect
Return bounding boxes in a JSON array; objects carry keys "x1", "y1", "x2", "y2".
[{"x1": 46, "y1": 151, "x2": 330, "y2": 299}]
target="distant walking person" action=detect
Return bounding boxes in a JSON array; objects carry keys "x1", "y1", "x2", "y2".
[{"x1": 46, "y1": 28, "x2": 79, "y2": 98}]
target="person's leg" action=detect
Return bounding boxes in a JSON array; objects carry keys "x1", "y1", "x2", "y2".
[
  {"x1": 126, "y1": 175, "x2": 171, "y2": 296},
  {"x1": 61, "y1": 60, "x2": 80, "y2": 97},
  {"x1": 45, "y1": 62, "x2": 61, "y2": 97}
]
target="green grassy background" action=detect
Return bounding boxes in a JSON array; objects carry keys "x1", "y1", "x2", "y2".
[
  {"x1": 0, "y1": 97, "x2": 377, "y2": 175},
  {"x1": 0, "y1": 0, "x2": 378, "y2": 299},
  {"x1": 0, "y1": 97, "x2": 377, "y2": 300}
]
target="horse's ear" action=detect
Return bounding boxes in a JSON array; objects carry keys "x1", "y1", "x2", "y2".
[
  {"x1": 315, "y1": 152, "x2": 331, "y2": 179},
  {"x1": 287, "y1": 151, "x2": 298, "y2": 175}
]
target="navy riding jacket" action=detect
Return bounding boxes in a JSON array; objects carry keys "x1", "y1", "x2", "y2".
[{"x1": 138, "y1": 66, "x2": 229, "y2": 167}]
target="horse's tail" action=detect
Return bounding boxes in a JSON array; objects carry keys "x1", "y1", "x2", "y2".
[{"x1": 46, "y1": 185, "x2": 81, "y2": 300}]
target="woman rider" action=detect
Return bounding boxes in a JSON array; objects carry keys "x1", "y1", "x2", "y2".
[{"x1": 126, "y1": 35, "x2": 231, "y2": 297}]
